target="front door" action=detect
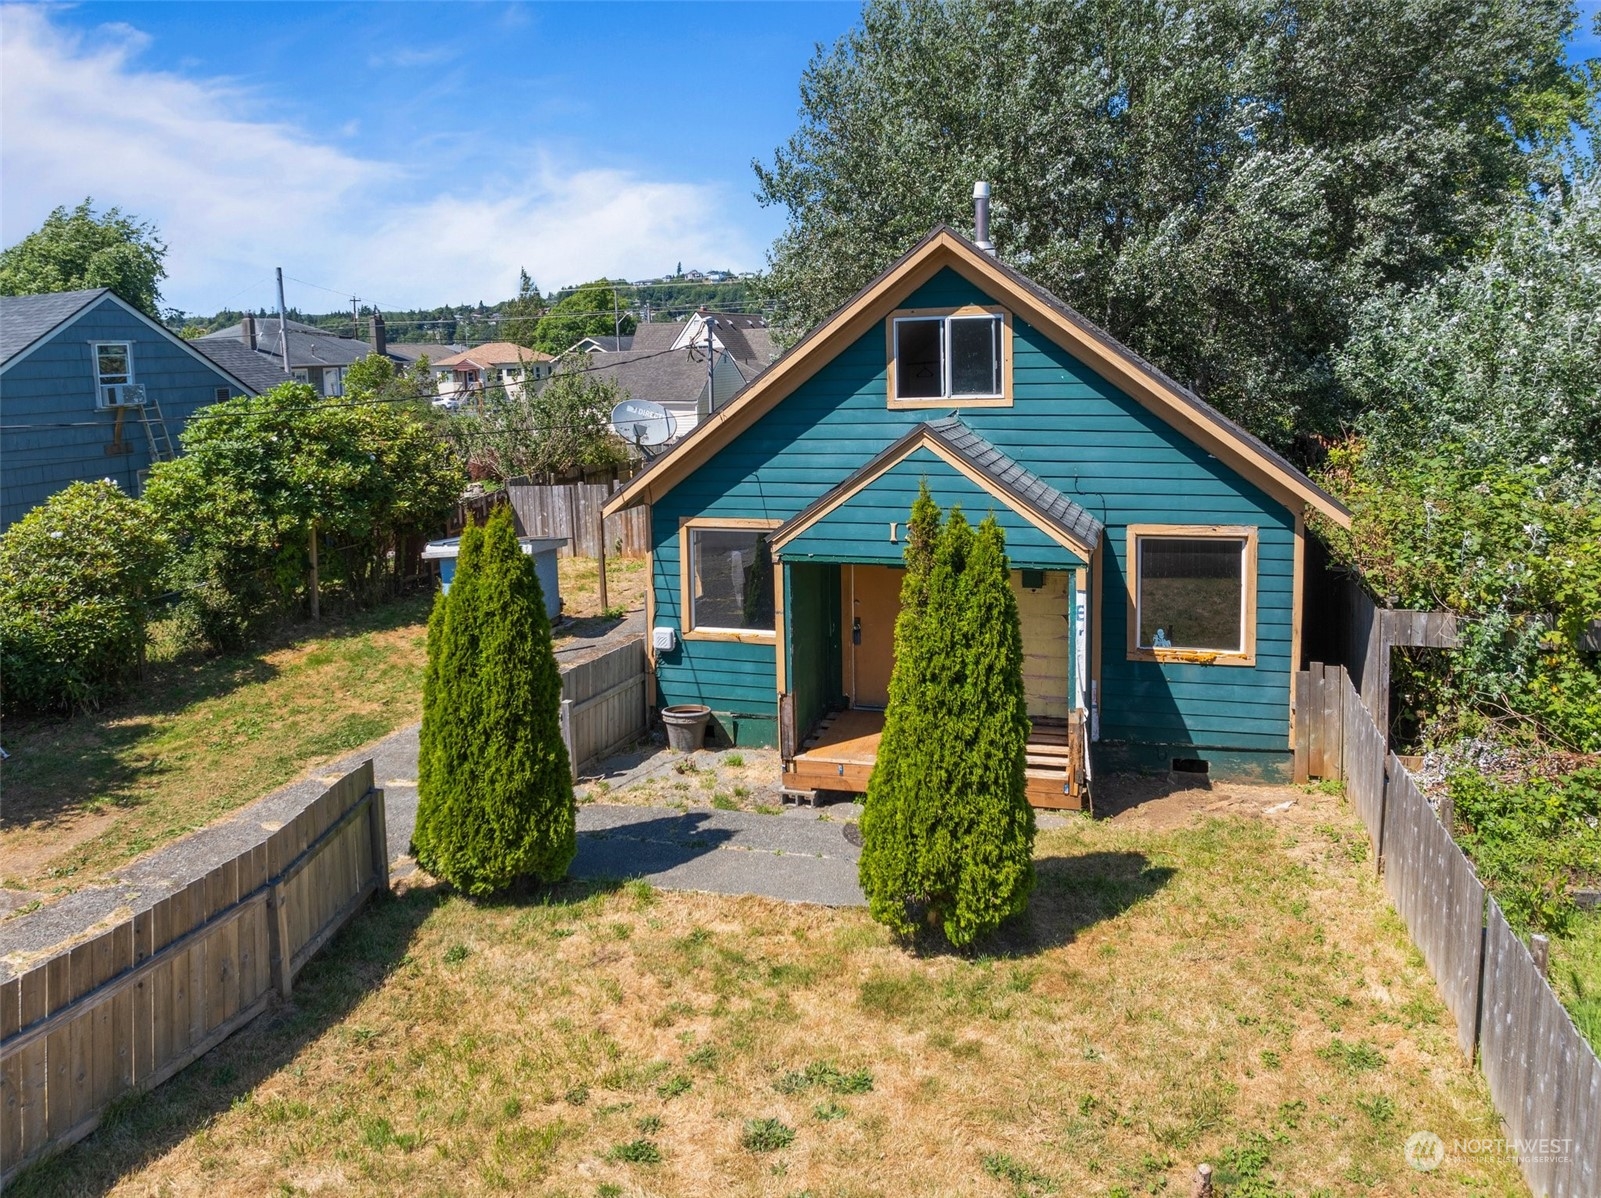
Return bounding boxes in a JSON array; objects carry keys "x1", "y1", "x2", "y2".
[{"x1": 845, "y1": 564, "x2": 902, "y2": 708}]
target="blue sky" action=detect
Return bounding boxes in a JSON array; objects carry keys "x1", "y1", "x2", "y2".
[
  {"x1": 2, "y1": 1, "x2": 1597, "y2": 316},
  {"x1": 0, "y1": 2, "x2": 858, "y2": 314}
]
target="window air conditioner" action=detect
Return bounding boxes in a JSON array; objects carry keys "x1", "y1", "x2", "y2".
[{"x1": 101, "y1": 383, "x2": 148, "y2": 407}]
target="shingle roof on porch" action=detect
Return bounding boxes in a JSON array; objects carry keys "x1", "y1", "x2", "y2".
[{"x1": 770, "y1": 416, "x2": 1102, "y2": 566}]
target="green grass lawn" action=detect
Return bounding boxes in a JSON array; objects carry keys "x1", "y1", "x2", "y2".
[
  {"x1": 0, "y1": 595, "x2": 434, "y2": 896},
  {"x1": 11, "y1": 794, "x2": 1524, "y2": 1197}
]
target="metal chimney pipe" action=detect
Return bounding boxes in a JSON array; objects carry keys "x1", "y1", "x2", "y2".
[{"x1": 973, "y1": 181, "x2": 995, "y2": 256}]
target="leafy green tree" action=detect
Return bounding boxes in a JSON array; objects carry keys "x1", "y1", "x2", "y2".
[
  {"x1": 756, "y1": 0, "x2": 1593, "y2": 447},
  {"x1": 532, "y1": 279, "x2": 637, "y2": 355},
  {"x1": 0, "y1": 198, "x2": 168, "y2": 316},
  {"x1": 413, "y1": 505, "x2": 577, "y2": 895},
  {"x1": 144, "y1": 382, "x2": 461, "y2": 647},
  {"x1": 860, "y1": 491, "x2": 1035, "y2": 945},
  {"x1": 1336, "y1": 178, "x2": 1601, "y2": 473},
  {"x1": 474, "y1": 355, "x2": 630, "y2": 480},
  {"x1": 0, "y1": 481, "x2": 170, "y2": 714}
]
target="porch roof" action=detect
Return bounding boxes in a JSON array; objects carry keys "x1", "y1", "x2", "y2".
[{"x1": 770, "y1": 417, "x2": 1102, "y2": 568}]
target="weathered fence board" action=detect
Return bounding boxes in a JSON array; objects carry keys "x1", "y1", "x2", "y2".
[
  {"x1": 559, "y1": 637, "x2": 649, "y2": 775},
  {"x1": 508, "y1": 476, "x2": 648, "y2": 558},
  {"x1": 1296, "y1": 663, "x2": 1600, "y2": 1198},
  {"x1": 0, "y1": 763, "x2": 388, "y2": 1183}
]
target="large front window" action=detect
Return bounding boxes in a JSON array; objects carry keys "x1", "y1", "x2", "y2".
[
  {"x1": 1127, "y1": 526, "x2": 1257, "y2": 665},
  {"x1": 686, "y1": 526, "x2": 775, "y2": 637},
  {"x1": 888, "y1": 309, "x2": 1008, "y2": 406}
]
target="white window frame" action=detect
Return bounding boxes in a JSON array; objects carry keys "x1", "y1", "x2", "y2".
[
  {"x1": 1125, "y1": 524, "x2": 1258, "y2": 666},
  {"x1": 678, "y1": 517, "x2": 781, "y2": 643},
  {"x1": 886, "y1": 305, "x2": 1011, "y2": 408},
  {"x1": 91, "y1": 341, "x2": 135, "y2": 408}
]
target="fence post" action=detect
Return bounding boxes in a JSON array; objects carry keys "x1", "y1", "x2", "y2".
[
  {"x1": 1293, "y1": 669, "x2": 1310, "y2": 784},
  {"x1": 267, "y1": 883, "x2": 293, "y2": 1000},
  {"x1": 1374, "y1": 763, "x2": 1389, "y2": 879},
  {"x1": 368, "y1": 788, "x2": 390, "y2": 896},
  {"x1": 560, "y1": 698, "x2": 576, "y2": 782}
]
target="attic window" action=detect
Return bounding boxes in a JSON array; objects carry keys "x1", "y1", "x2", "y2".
[{"x1": 887, "y1": 307, "x2": 1010, "y2": 408}]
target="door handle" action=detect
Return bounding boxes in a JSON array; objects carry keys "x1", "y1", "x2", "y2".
[{"x1": 852, "y1": 617, "x2": 861, "y2": 646}]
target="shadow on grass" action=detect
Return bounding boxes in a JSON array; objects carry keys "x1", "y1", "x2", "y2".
[
  {"x1": 904, "y1": 851, "x2": 1176, "y2": 959},
  {"x1": 0, "y1": 594, "x2": 432, "y2": 834},
  {"x1": 6, "y1": 873, "x2": 621, "y2": 1198}
]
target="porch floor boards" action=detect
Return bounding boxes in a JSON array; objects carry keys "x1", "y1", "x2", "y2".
[{"x1": 783, "y1": 709, "x2": 1085, "y2": 810}]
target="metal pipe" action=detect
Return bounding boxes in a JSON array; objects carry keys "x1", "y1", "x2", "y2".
[{"x1": 973, "y1": 181, "x2": 995, "y2": 256}]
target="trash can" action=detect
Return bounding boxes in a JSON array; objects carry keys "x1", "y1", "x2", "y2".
[{"x1": 661, "y1": 704, "x2": 712, "y2": 752}]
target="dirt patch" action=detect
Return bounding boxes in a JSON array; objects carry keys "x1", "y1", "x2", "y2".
[
  {"x1": 578, "y1": 746, "x2": 800, "y2": 816},
  {"x1": 1094, "y1": 772, "x2": 1321, "y2": 831}
]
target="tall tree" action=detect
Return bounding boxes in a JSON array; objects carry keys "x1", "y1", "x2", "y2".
[
  {"x1": 474, "y1": 356, "x2": 630, "y2": 480},
  {"x1": 756, "y1": 0, "x2": 1593, "y2": 449},
  {"x1": 500, "y1": 269, "x2": 547, "y2": 348},
  {"x1": 860, "y1": 494, "x2": 1035, "y2": 945},
  {"x1": 413, "y1": 505, "x2": 576, "y2": 895},
  {"x1": 0, "y1": 198, "x2": 168, "y2": 316}
]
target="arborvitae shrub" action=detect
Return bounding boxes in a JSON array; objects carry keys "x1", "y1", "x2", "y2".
[
  {"x1": 413, "y1": 507, "x2": 575, "y2": 894},
  {"x1": 859, "y1": 492, "x2": 1035, "y2": 945}
]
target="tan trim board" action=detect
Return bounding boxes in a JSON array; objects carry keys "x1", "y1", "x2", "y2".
[
  {"x1": 885, "y1": 304, "x2": 1013, "y2": 408},
  {"x1": 1124, "y1": 524, "x2": 1258, "y2": 667},
  {"x1": 677, "y1": 516, "x2": 783, "y2": 643},
  {"x1": 603, "y1": 229, "x2": 1350, "y2": 528},
  {"x1": 773, "y1": 560, "x2": 788, "y2": 694}
]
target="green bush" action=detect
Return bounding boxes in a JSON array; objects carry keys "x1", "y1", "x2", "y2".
[
  {"x1": 1448, "y1": 767, "x2": 1601, "y2": 936},
  {"x1": 0, "y1": 481, "x2": 169, "y2": 714},
  {"x1": 859, "y1": 487, "x2": 1035, "y2": 946},
  {"x1": 412, "y1": 506, "x2": 576, "y2": 895}
]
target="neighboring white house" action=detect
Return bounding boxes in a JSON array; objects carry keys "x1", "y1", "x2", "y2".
[{"x1": 429, "y1": 342, "x2": 555, "y2": 405}]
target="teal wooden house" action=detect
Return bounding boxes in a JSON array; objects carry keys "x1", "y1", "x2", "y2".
[
  {"x1": 0, "y1": 289, "x2": 282, "y2": 530},
  {"x1": 604, "y1": 227, "x2": 1350, "y2": 804}
]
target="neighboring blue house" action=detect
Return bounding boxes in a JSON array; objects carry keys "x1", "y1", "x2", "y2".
[
  {"x1": 603, "y1": 226, "x2": 1352, "y2": 803},
  {"x1": 0, "y1": 288, "x2": 284, "y2": 530}
]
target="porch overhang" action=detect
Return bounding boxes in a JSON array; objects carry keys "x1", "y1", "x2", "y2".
[{"x1": 769, "y1": 417, "x2": 1102, "y2": 570}]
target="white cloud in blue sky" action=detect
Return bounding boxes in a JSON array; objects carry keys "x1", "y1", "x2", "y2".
[{"x1": 0, "y1": 2, "x2": 855, "y2": 313}]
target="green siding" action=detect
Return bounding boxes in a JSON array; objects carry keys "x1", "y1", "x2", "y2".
[
  {"x1": 651, "y1": 267, "x2": 1297, "y2": 762},
  {"x1": 786, "y1": 562, "x2": 843, "y2": 735},
  {"x1": 781, "y1": 447, "x2": 1085, "y2": 569}
]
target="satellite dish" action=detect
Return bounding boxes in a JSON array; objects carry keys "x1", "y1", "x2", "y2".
[{"x1": 610, "y1": 399, "x2": 677, "y2": 448}]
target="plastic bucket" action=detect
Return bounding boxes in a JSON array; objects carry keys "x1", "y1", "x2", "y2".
[{"x1": 661, "y1": 704, "x2": 712, "y2": 752}]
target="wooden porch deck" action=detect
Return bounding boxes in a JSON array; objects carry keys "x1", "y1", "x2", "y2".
[{"x1": 782, "y1": 708, "x2": 1086, "y2": 810}]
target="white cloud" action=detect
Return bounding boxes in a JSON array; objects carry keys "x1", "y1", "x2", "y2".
[{"x1": 0, "y1": 7, "x2": 763, "y2": 313}]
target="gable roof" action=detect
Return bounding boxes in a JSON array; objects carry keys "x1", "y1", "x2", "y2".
[
  {"x1": 433, "y1": 342, "x2": 554, "y2": 369},
  {"x1": 0, "y1": 288, "x2": 112, "y2": 364},
  {"x1": 602, "y1": 227, "x2": 1350, "y2": 528},
  {"x1": 192, "y1": 339, "x2": 295, "y2": 393},
  {"x1": 771, "y1": 416, "x2": 1103, "y2": 563},
  {"x1": 0, "y1": 288, "x2": 265, "y2": 395},
  {"x1": 198, "y1": 320, "x2": 376, "y2": 369}
]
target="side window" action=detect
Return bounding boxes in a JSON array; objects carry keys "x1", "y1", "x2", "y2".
[
  {"x1": 95, "y1": 342, "x2": 132, "y2": 386},
  {"x1": 1127, "y1": 526, "x2": 1257, "y2": 665},
  {"x1": 887, "y1": 308, "x2": 1009, "y2": 407},
  {"x1": 681, "y1": 523, "x2": 778, "y2": 640}
]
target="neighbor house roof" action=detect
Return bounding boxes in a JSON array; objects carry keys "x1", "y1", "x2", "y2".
[
  {"x1": 191, "y1": 339, "x2": 295, "y2": 393},
  {"x1": 582, "y1": 348, "x2": 725, "y2": 407},
  {"x1": 198, "y1": 319, "x2": 376, "y2": 369},
  {"x1": 0, "y1": 288, "x2": 265, "y2": 395},
  {"x1": 0, "y1": 288, "x2": 111, "y2": 365},
  {"x1": 603, "y1": 226, "x2": 1351, "y2": 527},
  {"x1": 386, "y1": 342, "x2": 461, "y2": 364},
  {"x1": 433, "y1": 342, "x2": 554, "y2": 370},
  {"x1": 771, "y1": 416, "x2": 1103, "y2": 563}
]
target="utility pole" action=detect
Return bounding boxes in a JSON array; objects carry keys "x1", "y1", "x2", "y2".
[
  {"x1": 351, "y1": 295, "x2": 360, "y2": 338},
  {"x1": 275, "y1": 268, "x2": 291, "y2": 371},
  {"x1": 612, "y1": 284, "x2": 621, "y2": 348}
]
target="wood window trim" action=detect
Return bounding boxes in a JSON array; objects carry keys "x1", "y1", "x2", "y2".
[
  {"x1": 885, "y1": 304, "x2": 1013, "y2": 409},
  {"x1": 678, "y1": 517, "x2": 782, "y2": 644},
  {"x1": 1124, "y1": 523, "x2": 1258, "y2": 667}
]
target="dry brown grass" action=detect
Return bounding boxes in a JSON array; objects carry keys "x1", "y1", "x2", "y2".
[
  {"x1": 558, "y1": 554, "x2": 648, "y2": 619},
  {"x1": 15, "y1": 791, "x2": 1524, "y2": 1197},
  {"x1": 579, "y1": 749, "x2": 788, "y2": 814},
  {"x1": 0, "y1": 597, "x2": 435, "y2": 895}
]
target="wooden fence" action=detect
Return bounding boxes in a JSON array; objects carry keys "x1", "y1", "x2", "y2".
[
  {"x1": 508, "y1": 476, "x2": 648, "y2": 558},
  {"x1": 1297, "y1": 664, "x2": 1599, "y2": 1197},
  {"x1": 559, "y1": 637, "x2": 649, "y2": 776},
  {"x1": 0, "y1": 763, "x2": 387, "y2": 1183}
]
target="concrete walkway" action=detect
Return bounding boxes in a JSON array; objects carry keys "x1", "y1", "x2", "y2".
[{"x1": 364, "y1": 724, "x2": 864, "y2": 907}]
